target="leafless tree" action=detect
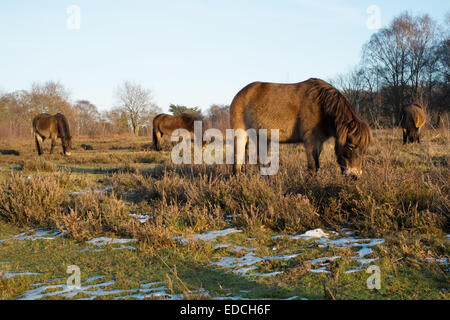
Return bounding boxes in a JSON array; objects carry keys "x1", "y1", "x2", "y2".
[
  {"x1": 330, "y1": 67, "x2": 365, "y2": 113},
  {"x1": 204, "y1": 104, "x2": 230, "y2": 132},
  {"x1": 362, "y1": 12, "x2": 439, "y2": 124},
  {"x1": 73, "y1": 100, "x2": 100, "y2": 136},
  {"x1": 30, "y1": 81, "x2": 73, "y2": 116},
  {"x1": 115, "y1": 81, "x2": 158, "y2": 136}
]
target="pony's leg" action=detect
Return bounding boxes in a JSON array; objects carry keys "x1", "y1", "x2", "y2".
[
  {"x1": 35, "y1": 134, "x2": 43, "y2": 156},
  {"x1": 233, "y1": 130, "x2": 247, "y2": 174},
  {"x1": 313, "y1": 142, "x2": 323, "y2": 171},
  {"x1": 305, "y1": 140, "x2": 322, "y2": 172},
  {"x1": 154, "y1": 130, "x2": 162, "y2": 151},
  {"x1": 50, "y1": 138, "x2": 56, "y2": 154},
  {"x1": 403, "y1": 129, "x2": 408, "y2": 144}
]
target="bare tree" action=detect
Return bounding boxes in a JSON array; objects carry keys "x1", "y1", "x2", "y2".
[
  {"x1": 115, "y1": 81, "x2": 158, "y2": 136},
  {"x1": 330, "y1": 67, "x2": 365, "y2": 113},
  {"x1": 204, "y1": 104, "x2": 230, "y2": 132},
  {"x1": 433, "y1": 13, "x2": 450, "y2": 126},
  {"x1": 30, "y1": 81, "x2": 73, "y2": 116},
  {"x1": 73, "y1": 100, "x2": 100, "y2": 136},
  {"x1": 362, "y1": 12, "x2": 439, "y2": 124}
]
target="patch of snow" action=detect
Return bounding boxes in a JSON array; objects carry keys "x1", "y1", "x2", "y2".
[
  {"x1": 306, "y1": 256, "x2": 341, "y2": 266},
  {"x1": 425, "y1": 257, "x2": 449, "y2": 265},
  {"x1": 174, "y1": 228, "x2": 242, "y2": 244},
  {"x1": 356, "y1": 257, "x2": 379, "y2": 265},
  {"x1": 283, "y1": 228, "x2": 330, "y2": 240},
  {"x1": 213, "y1": 243, "x2": 232, "y2": 250},
  {"x1": 2, "y1": 272, "x2": 42, "y2": 279},
  {"x1": 86, "y1": 237, "x2": 138, "y2": 246},
  {"x1": 78, "y1": 237, "x2": 138, "y2": 253},
  {"x1": 308, "y1": 267, "x2": 331, "y2": 274},
  {"x1": 344, "y1": 266, "x2": 365, "y2": 274},
  {"x1": 129, "y1": 214, "x2": 150, "y2": 223},
  {"x1": 19, "y1": 279, "x2": 120, "y2": 300},
  {"x1": 356, "y1": 247, "x2": 373, "y2": 257},
  {"x1": 71, "y1": 186, "x2": 113, "y2": 195},
  {"x1": 265, "y1": 253, "x2": 300, "y2": 261},
  {"x1": 247, "y1": 271, "x2": 283, "y2": 277},
  {"x1": 0, "y1": 229, "x2": 63, "y2": 242}
]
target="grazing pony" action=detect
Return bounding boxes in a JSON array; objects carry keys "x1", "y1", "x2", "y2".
[
  {"x1": 32, "y1": 113, "x2": 72, "y2": 156},
  {"x1": 399, "y1": 104, "x2": 426, "y2": 144},
  {"x1": 152, "y1": 112, "x2": 204, "y2": 151},
  {"x1": 230, "y1": 78, "x2": 372, "y2": 178}
]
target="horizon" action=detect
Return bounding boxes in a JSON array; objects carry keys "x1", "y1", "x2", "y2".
[{"x1": 1, "y1": 0, "x2": 448, "y2": 113}]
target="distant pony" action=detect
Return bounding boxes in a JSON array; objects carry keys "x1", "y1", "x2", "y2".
[
  {"x1": 32, "y1": 113, "x2": 72, "y2": 156},
  {"x1": 230, "y1": 78, "x2": 372, "y2": 178},
  {"x1": 399, "y1": 104, "x2": 426, "y2": 144},
  {"x1": 152, "y1": 112, "x2": 204, "y2": 151}
]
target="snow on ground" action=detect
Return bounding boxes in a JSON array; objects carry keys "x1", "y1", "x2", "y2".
[
  {"x1": 173, "y1": 228, "x2": 243, "y2": 244},
  {"x1": 0, "y1": 229, "x2": 63, "y2": 242},
  {"x1": 1, "y1": 227, "x2": 390, "y2": 299},
  {"x1": 176, "y1": 227, "x2": 386, "y2": 276}
]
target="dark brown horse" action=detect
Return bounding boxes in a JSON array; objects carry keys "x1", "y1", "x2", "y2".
[
  {"x1": 230, "y1": 78, "x2": 372, "y2": 178},
  {"x1": 399, "y1": 104, "x2": 426, "y2": 144},
  {"x1": 32, "y1": 113, "x2": 72, "y2": 156},
  {"x1": 152, "y1": 112, "x2": 204, "y2": 151}
]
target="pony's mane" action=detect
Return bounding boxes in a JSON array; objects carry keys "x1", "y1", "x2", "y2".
[
  {"x1": 180, "y1": 111, "x2": 203, "y2": 121},
  {"x1": 307, "y1": 78, "x2": 371, "y2": 149},
  {"x1": 153, "y1": 113, "x2": 167, "y2": 121},
  {"x1": 55, "y1": 113, "x2": 71, "y2": 140},
  {"x1": 179, "y1": 112, "x2": 203, "y2": 128}
]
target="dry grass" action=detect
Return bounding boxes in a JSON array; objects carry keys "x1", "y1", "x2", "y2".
[{"x1": 0, "y1": 128, "x2": 448, "y2": 246}]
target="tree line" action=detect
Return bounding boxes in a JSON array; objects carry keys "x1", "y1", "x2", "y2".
[{"x1": 0, "y1": 79, "x2": 230, "y2": 139}]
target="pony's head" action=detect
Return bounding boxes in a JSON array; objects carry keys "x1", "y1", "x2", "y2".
[
  {"x1": 335, "y1": 119, "x2": 371, "y2": 179},
  {"x1": 55, "y1": 113, "x2": 72, "y2": 156},
  {"x1": 308, "y1": 79, "x2": 372, "y2": 178},
  {"x1": 62, "y1": 136, "x2": 72, "y2": 156}
]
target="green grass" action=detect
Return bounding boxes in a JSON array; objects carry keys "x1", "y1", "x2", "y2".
[{"x1": 1, "y1": 219, "x2": 448, "y2": 300}]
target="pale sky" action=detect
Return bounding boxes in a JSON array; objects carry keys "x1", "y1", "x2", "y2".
[{"x1": 0, "y1": 0, "x2": 448, "y2": 113}]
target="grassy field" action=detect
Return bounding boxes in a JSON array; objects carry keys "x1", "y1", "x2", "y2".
[{"x1": 0, "y1": 128, "x2": 448, "y2": 300}]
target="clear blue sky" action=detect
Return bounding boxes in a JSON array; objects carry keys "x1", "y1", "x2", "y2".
[{"x1": 0, "y1": 0, "x2": 448, "y2": 113}]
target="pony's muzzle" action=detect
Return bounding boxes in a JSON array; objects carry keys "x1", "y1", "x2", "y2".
[{"x1": 343, "y1": 167, "x2": 362, "y2": 179}]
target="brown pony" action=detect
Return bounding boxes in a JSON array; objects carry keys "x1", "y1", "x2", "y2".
[
  {"x1": 230, "y1": 78, "x2": 372, "y2": 178},
  {"x1": 399, "y1": 104, "x2": 426, "y2": 144},
  {"x1": 32, "y1": 113, "x2": 72, "y2": 156},
  {"x1": 152, "y1": 112, "x2": 204, "y2": 151}
]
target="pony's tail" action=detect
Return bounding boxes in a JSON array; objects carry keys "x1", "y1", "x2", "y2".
[
  {"x1": 152, "y1": 125, "x2": 158, "y2": 148},
  {"x1": 32, "y1": 116, "x2": 41, "y2": 137},
  {"x1": 32, "y1": 117, "x2": 37, "y2": 133},
  {"x1": 32, "y1": 116, "x2": 44, "y2": 156},
  {"x1": 34, "y1": 134, "x2": 42, "y2": 155},
  {"x1": 152, "y1": 117, "x2": 161, "y2": 151}
]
